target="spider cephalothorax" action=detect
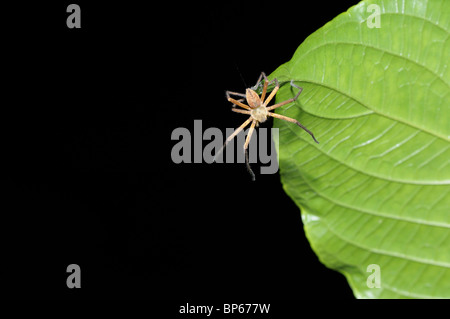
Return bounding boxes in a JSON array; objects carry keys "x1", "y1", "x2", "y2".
[
  {"x1": 245, "y1": 89, "x2": 268, "y2": 124},
  {"x1": 216, "y1": 72, "x2": 319, "y2": 180}
]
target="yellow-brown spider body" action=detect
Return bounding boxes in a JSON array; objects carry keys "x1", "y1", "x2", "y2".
[
  {"x1": 244, "y1": 88, "x2": 267, "y2": 124},
  {"x1": 250, "y1": 104, "x2": 268, "y2": 125},
  {"x1": 245, "y1": 88, "x2": 262, "y2": 108},
  {"x1": 217, "y1": 72, "x2": 319, "y2": 180}
]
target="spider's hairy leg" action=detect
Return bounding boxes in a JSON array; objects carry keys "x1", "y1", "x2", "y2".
[
  {"x1": 226, "y1": 91, "x2": 246, "y2": 99},
  {"x1": 244, "y1": 120, "x2": 257, "y2": 181},
  {"x1": 289, "y1": 80, "x2": 304, "y2": 101},
  {"x1": 266, "y1": 99, "x2": 294, "y2": 111},
  {"x1": 266, "y1": 81, "x2": 303, "y2": 111},
  {"x1": 226, "y1": 91, "x2": 251, "y2": 110},
  {"x1": 260, "y1": 74, "x2": 281, "y2": 103},
  {"x1": 213, "y1": 117, "x2": 253, "y2": 162},
  {"x1": 243, "y1": 120, "x2": 256, "y2": 150},
  {"x1": 230, "y1": 108, "x2": 257, "y2": 180},
  {"x1": 251, "y1": 72, "x2": 277, "y2": 91},
  {"x1": 260, "y1": 77, "x2": 269, "y2": 102},
  {"x1": 268, "y1": 112, "x2": 319, "y2": 144},
  {"x1": 231, "y1": 108, "x2": 251, "y2": 115},
  {"x1": 262, "y1": 77, "x2": 279, "y2": 105},
  {"x1": 251, "y1": 72, "x2": 266, "y2": 91}
]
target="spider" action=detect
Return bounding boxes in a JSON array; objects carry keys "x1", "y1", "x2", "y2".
[{"x1": 215, "y1": 72, "x2": 319, "y2": 180}]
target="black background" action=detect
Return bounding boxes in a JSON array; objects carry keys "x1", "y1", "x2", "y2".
[{"x1": 2, "y1": 1, "x2": 360, "y2": 300}]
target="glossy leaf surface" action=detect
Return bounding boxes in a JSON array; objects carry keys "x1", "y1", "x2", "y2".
[{"x1": 270, "y1": 0, "x2": 450, "y2": 298}]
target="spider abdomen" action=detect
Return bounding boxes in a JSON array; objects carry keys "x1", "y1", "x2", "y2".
[
  {"x1": 251, "y1": 105, "x2": 268, "y2": 123},
  {"x1": 246, "y1": 89, "x2": 261, "y2": 108}
]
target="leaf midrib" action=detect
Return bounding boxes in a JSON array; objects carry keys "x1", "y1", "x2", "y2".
[
  {"x1": 277, "y1": 121, "x2": 450, "y2": 185},
  {"x1": 280, "y1": 129, "x2": 450, "y2": 229},
  {"x1": 289, "y1": 78, "x2": 449, "y2": 142}
]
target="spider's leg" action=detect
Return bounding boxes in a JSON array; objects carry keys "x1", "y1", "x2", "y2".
[
  {"x1": 231, "y1": 98, "x2": 245, "y2": 105},
  {"x1": 259, "y1": 73, "x2": 281, "y2": 103},
  {"x1": 226, "y1": 91, "x2": 251, "y2": 110},
  {"x1": 243, "y1": 120, "x2": 256, "y2": 150},
  {"x1": 245, "y1": 149, "x2": 255, "y2": 182},
  {"x1": 266, "y1": 99, "x2": 294, "y2": 111},
  {"x1": 262, "y1": 78, "x2": 279, "y2": 105},
  {"x1": 251, "y1": 72, "x2": 265, "y2": 91},
  {"x1": 261, "y1": 72, "x2": 278, "y2": 87},
  {"x1": 251, "y1": 72, "x2": 278, "y2": 90},
  {"x1": 244, "y1": 120, "x2": 257, "y2": 181},
  {"x1": 231, "y1": 109, "x2": 251, "y2": 115},
  {"x1": 213, "y1": 117, "x2": 253, "y2": 162},
  {"x1": 225, "y1": 92, "x2": 246, "y2": 105},
  {"x1": 226, "y1": 91, "x2": 247, "y2": 99},
  {"x1": 228, "y1": 97, "x2": 251, "y2": 110},
  {"x1": 260, "y1": 78, "x2": 269, "y2": 102},
  {"x1": 289, "y1": 80, "x2": 304, "y2": 101},
  {"x1": 266, "y1": 81, "x2": 303, "y2": 110},
  {"x1": 267, "y1": 112, "x2": 319, "y2": 144}
]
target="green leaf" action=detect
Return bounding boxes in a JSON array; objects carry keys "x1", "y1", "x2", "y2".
[{"x1": 270, "y1": 0, "x2": 450, "y2": 298}]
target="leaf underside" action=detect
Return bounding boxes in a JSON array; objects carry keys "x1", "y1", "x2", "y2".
[{"x1": 270, "y1": 0, "x2": 450, "y2": 298}]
